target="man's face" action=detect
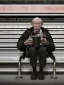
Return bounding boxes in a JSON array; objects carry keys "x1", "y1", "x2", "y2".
[{"x1": 32, "y1": 19, "x2": 42, "y2": 32}]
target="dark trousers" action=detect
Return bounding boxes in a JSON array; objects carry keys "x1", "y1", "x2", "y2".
[{"x1": 28, "y1": 46, "x2": 48, "y2": 68}]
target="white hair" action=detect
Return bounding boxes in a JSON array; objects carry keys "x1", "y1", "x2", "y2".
[{"x1": 31, "y1": 17, "x2": 43, "y2": 25}]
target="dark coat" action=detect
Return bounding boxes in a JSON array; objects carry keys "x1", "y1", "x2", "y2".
[{"x1": 17, "y1": 27, "x2": 55, "y2": 59}]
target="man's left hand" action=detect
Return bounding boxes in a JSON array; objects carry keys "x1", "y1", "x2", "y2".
[{"x1": 41, "y1": 38, "x2": 49, "y2": 45}]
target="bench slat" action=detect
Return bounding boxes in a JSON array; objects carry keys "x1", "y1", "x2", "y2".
[
  {"x1": 0, "y1": 34, "x2": 64, "y2": 38},
  {"x1": 0, "y1": 39, "x2": 64, "y2": 43},
  {"x1": 0, "y1": 23, "x2": 64, "y2": 28},
  {"x1": 0, "y1": 42, "x2": 63, "y2": 47},
  {"x1": 0, "y1": 30, "x2": 64, "y2": 35}
]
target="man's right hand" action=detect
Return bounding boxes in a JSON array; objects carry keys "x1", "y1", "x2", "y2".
[{"x1": 24, "y1": 40, "x2": 33, "y2": 46}]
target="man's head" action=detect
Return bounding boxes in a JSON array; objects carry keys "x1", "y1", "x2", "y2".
[{"x1": 31, "y1": 17, "x2": 43, "y2": 32}]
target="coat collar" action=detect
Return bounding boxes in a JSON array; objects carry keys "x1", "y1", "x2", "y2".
[{"x1": 30, "y1": 27, "x2": 46, "y2": 32}]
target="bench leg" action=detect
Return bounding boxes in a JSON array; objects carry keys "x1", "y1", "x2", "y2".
[
  {"x1": 16, "y1": 57, "x2": 23, "y2": 79},
  {"x1": 51, "y1": 60, "x2": 57, "y2": 79}
]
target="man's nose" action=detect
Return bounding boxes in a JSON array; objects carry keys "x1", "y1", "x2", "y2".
[{"x1": 36, "y1": 24, "x2": 39, "y2": 26}]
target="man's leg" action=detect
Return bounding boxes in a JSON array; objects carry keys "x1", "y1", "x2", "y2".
[
  {"x1": 38, "y1": 46, "x2": 48, "y2": 80},
  {"x1": 28, "y1": 47, "x2": 37, "y2": 80}
]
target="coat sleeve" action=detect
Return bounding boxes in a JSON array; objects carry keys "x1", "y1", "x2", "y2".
[
  {"x1": 46, "y1": 30, "x2": 55, "y2": 52},
  {"x1": 17, "y1": 29, "x2": 29, "y2": 51}
]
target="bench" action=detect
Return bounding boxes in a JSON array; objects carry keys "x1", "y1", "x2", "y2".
[{"x1": 0, "y1": 22, "x2": 64, "y2": 78}]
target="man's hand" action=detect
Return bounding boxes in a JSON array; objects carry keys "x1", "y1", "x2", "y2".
[
  {"x1": 41, "y1": 38, "x2": 49, "y2": 45},
  {"x1": 24, "y1": 40, "x2": 33, "y2": 46}
]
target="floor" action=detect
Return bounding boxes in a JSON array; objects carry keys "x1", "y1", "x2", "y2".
[{"x1": 0, "y1": 74, "x2": 64, "y2": 85}]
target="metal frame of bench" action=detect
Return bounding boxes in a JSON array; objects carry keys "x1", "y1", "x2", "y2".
[{"x1": 17, "y1": 52, "x2": 57, "y2": 79}]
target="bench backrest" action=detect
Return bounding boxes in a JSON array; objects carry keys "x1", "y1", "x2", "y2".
[{"x1": 0, "y1": 22, "x2": 64, "y2": 63}]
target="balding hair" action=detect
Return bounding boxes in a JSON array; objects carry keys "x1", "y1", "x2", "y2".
[{"x1": 31, "y1": 17, "x2": 43, "y2": 25}]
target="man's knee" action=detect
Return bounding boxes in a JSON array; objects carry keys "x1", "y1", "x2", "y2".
[
  {"x1": 39, "y1": 46, "x2": 47, "y2": 53},
  {"x1": 28, "y1": 47, "x2": 37, "y2": 53}
]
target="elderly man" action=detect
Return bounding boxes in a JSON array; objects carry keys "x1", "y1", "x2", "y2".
[{"x1": 17, "y1": 17, "x2": 55, "y2": 80}]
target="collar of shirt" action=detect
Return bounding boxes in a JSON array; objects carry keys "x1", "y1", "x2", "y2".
[{"x1": 39, "y1": 29, "x2": 42, "y2": 34}]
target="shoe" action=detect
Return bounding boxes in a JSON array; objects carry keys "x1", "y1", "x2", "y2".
[
  {"x1": 30, "y1": 71, "x2": 37, "y2": 80},
  {"x1": 38, "y1": 71, "x2": 45, "y2": 80}
]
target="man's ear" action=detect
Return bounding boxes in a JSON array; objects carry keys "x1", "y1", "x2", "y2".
[
  {"x1": 31, "y1": 20, "x2": 33, "y2": 26},
  {"x1": 31, "y1": 22, "x2": 32, "y2": 26},
  {"x1": 41, "y1": 20, "x2": 43, "y2": 25}
]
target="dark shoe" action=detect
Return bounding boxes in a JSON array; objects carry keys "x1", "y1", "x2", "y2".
[
  {"x1": 38, "y1": 71, "x2": 45, "y2": 80},
  {"x1": 30, "y1": 71, "x2": 37, "y2": 80}
]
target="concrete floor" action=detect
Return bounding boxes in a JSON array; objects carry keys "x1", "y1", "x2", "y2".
[{"x1": 0, "y1": 74, "x2": 64, "y2": 85}]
